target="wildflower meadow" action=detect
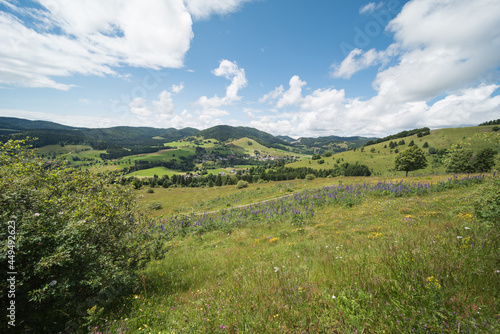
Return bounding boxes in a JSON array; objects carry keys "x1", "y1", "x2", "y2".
[{"x1": 87, "y1": 173, "x2": 500, "y2": 333}]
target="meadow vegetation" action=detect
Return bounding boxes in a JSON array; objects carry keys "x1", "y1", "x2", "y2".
[
  {"x1": 86, "y1": 173, "x2": 499, "y2": 333},
  {"x1": 1, "y1": 125, "x2": 499, "y2": 333}
]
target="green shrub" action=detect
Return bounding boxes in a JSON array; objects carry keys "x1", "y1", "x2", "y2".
[
  {"x1": 0, "y1": 140, "x2": 165, "y2": 332},
  {"x1": 236, "y1": 180, "x2": 248, "y2": 189},
  {"x1": 305, "y1": 174, "x2": 315, "y2": 180},
  {"x1": 474, "y1": 177, "x2": 500, "y2": 228},
  {"x1": 149, "y1": 202, "x2": 163, "y2": 210}
]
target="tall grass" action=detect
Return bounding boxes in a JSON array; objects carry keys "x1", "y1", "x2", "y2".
[{"x1": 88, "y1": 174, "x2": 499, "y2": 333}]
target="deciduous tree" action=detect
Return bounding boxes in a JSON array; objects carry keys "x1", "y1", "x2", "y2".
[{"x1": 394, "y1": 145, "x2": 428, "y2": 176}]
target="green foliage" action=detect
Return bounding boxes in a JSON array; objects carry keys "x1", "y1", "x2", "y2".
[
  {"x1": 474, "y1": 177, "x2": 500, "y2": 228},
  {"x1": 445, "y1": 148, "x2": 496, "y2": 173},
  {"x1": 394, "y1": 145, "x2": 428, "y2": 176},
  {"x1": 0, "y1": 140, "x2": 165, "y2": 332},
  {"x1": 478, "y1": 118, "x2": 500, "y2": 126},
  {"x1": 236, "y1": 180, "x2": 249, "y2": 189},
  {"x1": 364, "y1": 127, "x2": 430, "y2": 146},
  {"x1": 311, "y1": 154, "x2": 321, "y2": 160},
  {"x1": 305, "y1": 174, "x2": 316, "y2": 180}
]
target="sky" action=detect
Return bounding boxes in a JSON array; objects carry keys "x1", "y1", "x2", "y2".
[{"x1": 1, "y1": 0, "x2": 499, "y2": 138}]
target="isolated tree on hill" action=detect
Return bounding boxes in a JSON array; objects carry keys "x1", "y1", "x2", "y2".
[{"x1": 394, "y1": 145, "x2": 428, "y2": 176}]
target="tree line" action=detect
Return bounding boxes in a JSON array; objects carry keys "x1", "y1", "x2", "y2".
[
  {"x1": 119, "y1": 163, "x2": 372, "y2": 189},
  {"x1": 364, "y1": 127, "x2": 430, "y2": 147}
]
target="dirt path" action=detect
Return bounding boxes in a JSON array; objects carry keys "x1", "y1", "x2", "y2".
[{"x1": 194, "y1": 192, "x2": 298, "y2": 216}]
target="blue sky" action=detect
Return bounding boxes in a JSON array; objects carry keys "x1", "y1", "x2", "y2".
[{"x1": 1, "y1": 0, "x2": 499, "y2": 138}]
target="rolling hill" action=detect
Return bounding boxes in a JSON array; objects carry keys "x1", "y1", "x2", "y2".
[{"x1": 286, "y1": 125, "x2": 499, "y2": 176}]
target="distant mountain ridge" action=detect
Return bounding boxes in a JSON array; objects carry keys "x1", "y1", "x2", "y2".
[
  {"x1": 0, "y1": 116, "x2": 78, "y2": 130},
  {"x1": 0, "y1": 116, "x2": 372, "y2": 151}
]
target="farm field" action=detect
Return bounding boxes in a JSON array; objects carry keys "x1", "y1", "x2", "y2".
[
  {"x1": 227, "y1": 137, "x2": 300, "y2": 158},
  {"x1": 91, "y1": 173, "x2": 500, "y2": 333},
  {"x1": 126, "y1": 167, "x2": 184, "y2": 178},
  {"x1": 286, "y1": 126, "x2": 499, "y2": 176}
]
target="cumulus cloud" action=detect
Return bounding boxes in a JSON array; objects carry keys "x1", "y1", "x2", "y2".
[
  {"x1": 259, "y1": 0, "x2": 500, "y2": 137},
  {"x1": 259, "y1": 85, "x2": 284, "y2": 104},
  {"x1": 172, "y1": 83, "x2": 185, "y2": 93},
  {"x1": 0, "y1": 0, "x2": 252, "y2": 89},
  {"x1": 184, "y1": 0, "x2": 252, "y2": 20},
  {"x1": 129, "y1": 90, "x2": 175, "y2": 117},
  {"x1": 262, "y1": 75, "x2": 307, "y2": 109},
  {"x1": 251, "y1": 75, "x2": 500, "y2": 138},
  {"x1": 331, "y1": 49, "x2": 387, "y2": 79},
  {"x1": 197, "y1": 59, "x2": 247, "y2": 109}
]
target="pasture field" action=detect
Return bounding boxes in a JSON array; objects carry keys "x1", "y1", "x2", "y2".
[
  {"x1": 137, "y1": 175, "x2": 460, "y2": 217},
  {"x1": 227, "y1": 137, "x2": 300, "y2": 158},
  {"x1": 287, "y1": 126, "x2": 499, "y2": 176},
  {"x1": 115, "y1": 148, "x2": 196, "y2": 167},
  {"x1": 90, "y1": 173, "x2": 499, "y2": 333},
  {"x1": 163, "y1": 138, "x2": 221, "y2": 148},
  {"x1": 126, "y1": 167, "x2": 184, "y2": 178}
]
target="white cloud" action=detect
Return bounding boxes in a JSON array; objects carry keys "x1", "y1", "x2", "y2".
[
  {"x1": 259, "y1": 85, "x2": 284, "y2": 104},
  {"x1": 359, "y1": 2, "x2": 384, "y2": 14},
  {"x1": 0, "y1": 0, "x2": 252, "y2": 90},
  {"x1": 272, "y1": 0, "x2": 500, "y2": 137},
  {"x1": 331, "y1": 48, "x2": 389, "y2": 79},
  {"x1": 184, "y1": 0, "x2": 252, "y2": 20},
  {"x1": 374, "y1": 0, "x2": 500, "y2": 103},
  {"x1": 197, "y1": 60, "x2": 247, "y2": 109},
  {"x1": 251, "y1": 74, "x2": 500, "y2": 138},
  {"x1": 274, "y1": 75, "x2": 307, "y2": 109},
  {"x1": 172, "y1": 83, "x2": 185, "y2": 93},
  {"x1": 129, "y1": 90, "x2": 175, "y2": 117}
]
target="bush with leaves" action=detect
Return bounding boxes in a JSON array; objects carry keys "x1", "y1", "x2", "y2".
[
  {"x1": 474, "y1": 177, "x2": 500, "y2": 227},
  {"x1": 236, "y1": 180, "x2": 248, "y2": 189},
  {"x1": 445, "y1": 148, "x2": 496, "y2": 173},
  {"x1": 0, "y1": 139, "x2": 166, "y2": 332}
]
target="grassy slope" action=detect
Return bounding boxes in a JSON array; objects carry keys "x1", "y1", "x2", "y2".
[
  {"x1": 164, "y1": 137, "x2": 222, "y2": 148},
  {"x1": 287, "y1": 126, "x2": 499, "y2": 176},
  {"x1": 137, "y1": 175, "x2": 459, "y2": 217},
  {"x1": 227, "y1": 137, "x2": 300, "y2": 158},
  {"x1": 92, "y1": 174, "x2": 499, "y2": 333},
  {"x1": 126, "y1": 167, "x2": 183, "y2": 178}
]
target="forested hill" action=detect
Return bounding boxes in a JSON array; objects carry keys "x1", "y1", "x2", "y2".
[
  {"x1": 197, "y1": 125, "x2": 289, "y2": 147},
  {"x1": 0, "y1": 116, "x2": 77, "y2": 130},
  {"x1": 0, "y1": 117, "x2": 199, "y2": 148},
  {"x1": 0, "y1": 117, "x2": 373, "y2": 151},
  {"x1": 296, "y1": 135, "x2": 375, "y2": 148}
]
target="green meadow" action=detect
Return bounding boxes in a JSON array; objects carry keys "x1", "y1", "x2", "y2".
[
  {"x1": 227, "y1": 137, "x2": 299, "y2": 158},
  {"x1": 126, "y1": 167, "x2": 184, "y2": 178},
  {"x1": 89, "y1": 173, "x2": 500, "y2": 333},
  {"x1": 287, "y1": 126, "x2": 499, "y2": 176}
]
